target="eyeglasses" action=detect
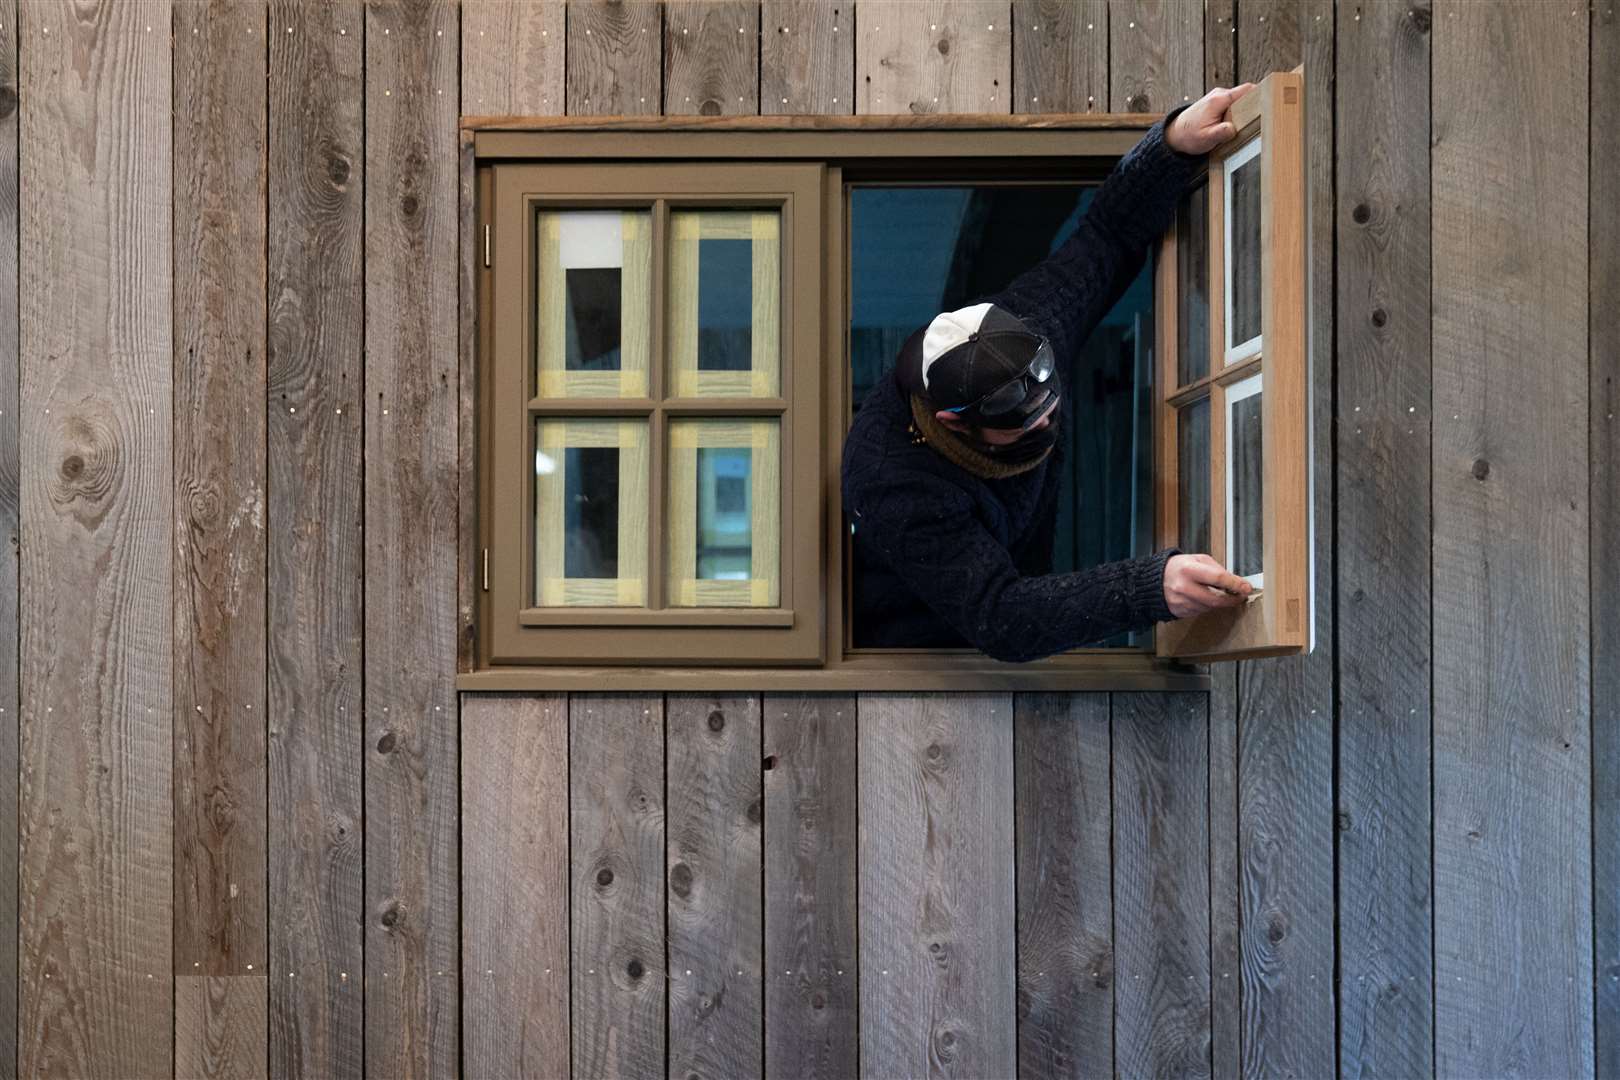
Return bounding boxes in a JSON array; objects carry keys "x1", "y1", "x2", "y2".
[{"x1": 947, "y1": 338, "x2": 1058, "y2": 423}]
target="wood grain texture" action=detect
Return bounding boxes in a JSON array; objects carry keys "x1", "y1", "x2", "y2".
[
  {"x1": 1231, "y1": 5, "x2": 1337, "y2": 1077},
  {"x1": 858, "y1": 693, "x2": 1016, "y2": 1078},
  {"x1": 666, "y1": 694, "x2": 763, "y2": 1078},
  {"x1": 461, "y1": 0, "x2": 565, "y2": 115},
  {"x1": 1012, "y1": 0, "x2": 1107, "y2": 114},
  {"x1": 1112, "y1": 693, "x2": 1210, "y2": 1079},
  {"x1": 856, "y1": 1, "x2": 1011, "y2": 115},
  {"x1": 173, "y1": 0, "x2": 269, "y2": 980},
  {"x1": 568, "y1": 1, "x2": 662, "y2": 116},
  {"x1": 364, "y1": 3, "x2": 461, "y2": 1076},
  {"x1": 762, "y1": 0, "x2": 853, "y2": 116},
  {"x1": 266, "y1": 2, "x2": 365, "y2": 1074},
  {"x1": 1595, "y1": 4, "x2": 1620, "y2": 1073},
  {"x1": 1432, "y1": 2, "x2": 1594, "y2": 1074},
  {"x1": 176, "y1": 976, "x2": 269, "y2": 1080},
  {"x1": 1108, "y1": 0, "x2": 1202, "y2": 112},
  {"x1": 457, "y1": 131, "x2": 478, "y2": 673},
  {"x1": 461, "y1": 694, "x2": 570, "y2": 1079},
  {"x1": 1334, "y1": 3, "x2": 1434, "y2": 1076},
  {"x1": 1206, "y1": 665, "x2": 1239, "y2": 1080},
  {"x1": 665, "y1": 1, "x2": 759, "y2": 116},
  {"x1": 17, "y1": 1, "x2": 174, "y2": 1076},
  {"x1": 1205, "y1": 0, "x2": 1234, "y2": 90},
  {"x1": 1013, "y1": 693, "x2": 1112, "y2": 1080},
  {"x1": 762, "y1": 694, "x2": 858, "y2": 1080},
  {"x1": 0, "y1": 0, "x2": 19, "y2": 1072},
  {"x1": 571, "y1": 694, "x2": 666, "y2": 1078}
]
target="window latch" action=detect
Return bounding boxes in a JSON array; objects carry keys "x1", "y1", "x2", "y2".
[{"x1": 482, "y1": 548, "x2": 489, "y2": 591}]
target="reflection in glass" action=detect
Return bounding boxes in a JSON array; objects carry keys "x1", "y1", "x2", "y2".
[
  {"x1": 1176, "y1": 181, "x2": 1210, "y2": 386},
  {"x1": 537, "y1": 209, "x2": 652, "y2": 397},
  {"x1": 1227, "y1": 142, "x2": 1263, "y2": 355},
  {"x1": 670, "y1": 210, "x2": 780, "y2": 396},
  {"x1": 667, "y1": 418, "x2": 779, "y2": 606},
  {"x1": 563, "y1": 447, "x2": 620, "y2": 578},
  {"x1": 534, "y1": 419, "x2": 648, "y2": 606},
  {"x1": 1178, "y1": 399, "x2": 1210, "y2": 554},
  {"x1": 1229, "y1": 385, "x2": 1264, "y2": 580}
]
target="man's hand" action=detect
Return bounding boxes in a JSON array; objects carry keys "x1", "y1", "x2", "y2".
[
  {"x1": 1165, "y1": 83, "x2": 1257, "y2": 156},
  {"x1": 1163, "y1": 553, "x2": 1253, "y2": 619}
]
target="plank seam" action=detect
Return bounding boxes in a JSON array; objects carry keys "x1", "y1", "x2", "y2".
[
  {"x1": 358, "y1": 5, "x2": 369, "y2": 1073},
  {"x1": 1427, "y1": 4, "x2": 1437, "y2": 1071}
]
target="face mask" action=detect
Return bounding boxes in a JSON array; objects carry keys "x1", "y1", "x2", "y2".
[{"x1": 957, "y1": 412, "x2": 1061, "y2": 466}]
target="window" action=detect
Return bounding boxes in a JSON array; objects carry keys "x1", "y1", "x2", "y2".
[
  {"x1": 1153, "y1": 70, "x2": 1312, "y2": 660},
  {"x1": 469, "y1": 73, "x2": 1308, "y2": 687}
]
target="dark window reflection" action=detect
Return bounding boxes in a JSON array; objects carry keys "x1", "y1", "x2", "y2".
[
  {"x1": 1176, "y1": 181, "x2": 1209, "y2": 385},
  {"x1": 565, "y1": 267, "x2": 623, "y2": 371},
  {"x1": 696, "y1": 447, "x2": 752, "y2": 580},
  {"x1": 1178, "y1": 399, "x2": 1210, "y2": 554},
  {"x1": 564, "y1": 446, "x2": 620, "y2": 578},
  {"x1": 1229, "y1": 152, "x2": 1263, "y2": 348},
  {"x1": 698, "y1": 237, "x2": 753, "y2": 371},
  {"x1": 1230, "y1": 390, "x2": 1263, "y2": 578}
]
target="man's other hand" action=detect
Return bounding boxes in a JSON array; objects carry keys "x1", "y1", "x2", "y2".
[
  {"x1": 1165, "y1": 83, "x2": 1257, "y2": 156},
  {"x1": 1163, "y1": 553, "x2": 1253, "y2": 618}
]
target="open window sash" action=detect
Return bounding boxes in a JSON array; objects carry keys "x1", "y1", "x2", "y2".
[{"x1": 1153, "y1": 68, "x2": 1311, "y2": 661}]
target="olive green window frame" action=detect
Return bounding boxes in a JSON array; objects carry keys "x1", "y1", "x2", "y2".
[{"x1": 463, "y1": 116, "x2": 1228, "y2": 692}]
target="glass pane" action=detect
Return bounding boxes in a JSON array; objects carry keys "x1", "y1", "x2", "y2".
[
  {"x1": 669, "y1": 210, "x2": 780, "y2": 397},
  {"x1": 1228, "y1": 380, "x2": 1263, "y2": 580},
  {"x1": 1178, "y1": 398, "x2": 1210, "y2": 554},
  {"x1": 667, "y1": 418, "x2": 779, "y2": 606},
  {"x1": 536, "y1": 209, "x2": 652, "y2": 398},
  {"x1": 534, "y1": 419, "x2": 648, "y2": 606},
  {"x1": 1176, "y1": 181, "x2": 1210, "y2": 386},
  {"x1": 1226, "y1": 141, "x2": 1263, "y2": 357}
]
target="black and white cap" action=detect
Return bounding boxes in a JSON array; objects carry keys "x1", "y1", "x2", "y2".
[{"x1": 897, "y1": 302, "x2": 1059, "y2": 430}]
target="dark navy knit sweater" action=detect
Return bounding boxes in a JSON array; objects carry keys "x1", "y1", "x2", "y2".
[{"x1": 840, "y1": 110, "x2": 1203, "y2": 662}]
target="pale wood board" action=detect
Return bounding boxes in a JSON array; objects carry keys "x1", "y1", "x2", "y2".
[
  {"x1": 1111, "y1": 692, "x2": 1211, "y2": 1078},
  {"x1": 570, "y1": 694, "x2": 666, "y2": 1077},
  {"x1": 17, "y1": 1, "x2": 174, "y2": 1075},
  {"x1": 1012, "y1": 693, "x2": 1112, "y2": 1079},
  {"x1": 665, "y1": 1, "x2": 759, "y2": 116},
  {"x1": 1334, "y1": 2, "x2": 1435, "y2": 1075},
  {"x1": 761, "y1": 0, "x2": 854, "y2": 116},
  {"x1": 172, "y1": 0, "x2": 269, "y2": 982},
  {"x1": 0, "y1": 0, "x2": 18, "y2": 1072},
  {"x1": 461, "y1": 694, "x2": 570, "y2": 1078},
  {"x1": 363, "y1": 3, "x2": 462, "y2": 1076},
  {"x1": 176, "y1": 976, "x2": 269, "y2": 1080},
  {"x1": 568, "y1": 0, "x2": 663, "y2": 116},
  {"x1": 858, "y1": 693, "x2": 1016, "y2": 1077},
  {"x1": 762, "y1": 694, "x2": 858, "y2": 1079},
  {"x1": 666, "y1": 694, "x2": 764, "y2": 1078},
  {"x1": 461, "y1": 0, "x2": 565, "y2": 116},
  {"x1": 1108, "y1": 0, "x2": 1202, "y2": 112},
  {"x1": 266, "y1": 2, "x2": 365, "y2": 1074},
  {"x1": 856, "y1": 1, "x2": 1012, "y2": 115},
  {"x1": 1432, "y1": 1, "x2": 1594, "y2": 1073},
  {"x1": 1012, "y1": 0, "x2": 1107, "y2": 114}
]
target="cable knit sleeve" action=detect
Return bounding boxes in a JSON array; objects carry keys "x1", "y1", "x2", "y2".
[{"x1": 977, "y1": 105, "x2": 1205, "y2": 370}]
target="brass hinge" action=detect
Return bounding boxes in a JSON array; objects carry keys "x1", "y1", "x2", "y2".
[
  {"x1": 482, "y1": 548, "x2": 490, "y2": 591},
  {"x1": 483, "y1": 224, "x2": 491, "y2": 268}
]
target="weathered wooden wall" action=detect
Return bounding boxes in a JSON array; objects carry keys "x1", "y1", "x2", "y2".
[{"x1": 0, "y1": 1, "x2": 1610, "y2": 1078}]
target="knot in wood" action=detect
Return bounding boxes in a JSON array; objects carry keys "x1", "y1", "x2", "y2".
[
  {"x1": 380, "y1": 902, "x2": 401, "y2": 929},
  {"x1": 936, "y1": 37, "x2": 949, "y2": 55},
  {"x1": 1351, "y1": 203, "x2": 1371, "y2": 225},
  {"x1": 1371, "y1": 308, "x2": 1387, "y2": 328},
  {"x1": 670, "y1": 861, "x2": 693, "y2": 898},
  {"x1": 626, "y1": 957, "x2": 644, "y2": 979},
  {"x1": 1471, "y1": 458, "x2": 1490, "y2": 481},
  {"x1": 0, "y1": 84, "x2": 15, "y2": 120},
  {"x1": 61, "y1": 454, "x2": 84, "y2": 481},
  {"x1": 327, "y1": 154, "x2": 351, "y2": 187},
  {"x1": 746, "y1": 797, "x2": 763, "y2": 824},
  {"x1": 1128, "y1": 94, "x2": 1150, "y2": 112},
  {"x1": 761, "y1": 754, "x2": 777, "y2": 771},
  {"x1": 376, "y1": 732, "x2": 396, "y2": 754},
  {"x1": 1266, "y1": 911, "x2": 1288, "y2": 944},
  {"x1": 707, "y1": 709, "x2": 725, "y2": 732},
  {"x1": 595, "y1": 866, "x2": 614, "y2": 888}
]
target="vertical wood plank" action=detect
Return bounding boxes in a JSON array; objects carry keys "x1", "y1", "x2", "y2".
[
  {"x1": 1108, "y1": 0, "x2": 1202, "y2": 112},
  {"x1": 762, "y1": 693, "x2": 858, "y2": 1080},
  {"x1": 1112, "y1": 693, "x2": 1211, "y2": 1079},
  {"x1": 177, "y1": 976, "x2": 270, "y2": 1080},
  {"x1": 1335, "y1": 3, "x2": 1434, "y2": 1077},
  {"x1": 173, "y1": 0, "x2": 269, "y2": 983},
  {"x1": 1012, "y1": 0, "x2": 1107, "y2": 114},
  {"x1": 1432, "y1": 2, "x2": 1593, "y2": 1074},
  {"x1": 18, "y1": 1, "x2": 174, "y2": 1076},
  {"x1": 1204, "y1": 0, "x2": 1234, "y2": 90},
  {"x1": 1231, "y1": 5, "x2": 1338, "y2": 1077},
  {"x1": 364, "y1": 2, "x2": 461, "y2": 1076},
  {"x1": 567, "y1": 1, "x2": 663, "y2": 116},
  {"x1": 858, "y1": 693, "x2": 1015, "y2": 1078},
  {"x1": 1013, "y1": 693, "x2": 1112, "y2": 1080},
  {"x1": 571, "y1": 693, "x2": 666, "y2": 1078},
  {"x1": 664, "y1": 1, "x2": 759, "y2": 116},
  {"x1": 461, "y1": 0, "x2": 565, "y2": 116},
  {"x1": 267, "y1": 2, "x2": 365, "y2": 1074},
  {"x1": 856, "y1": 1, "x2": 1012, "y2": 115},
  {"x1": 1595, "y1": 4, "x2": 1620, "y2": 1073},
  {"x1": 666, "y1": 694, "x2": 763, "y2": 1078},
  {"x1": 1206, "y1": 667, "x2": 1240, "y2": 1080},
  {"x1": 462, "y1": 694, "x2": 570, "y2": 1079},
  {"x1": 761, "y1": 0, "x2": 853, "y2": 116},
  {"x1": 0, "y1": 0, "x2": 19, "y2": 1072}
]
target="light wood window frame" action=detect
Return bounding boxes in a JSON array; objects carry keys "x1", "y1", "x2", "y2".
[{"x1": 1153, "y1": 70, "x2": 1312, "y2": 661}]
